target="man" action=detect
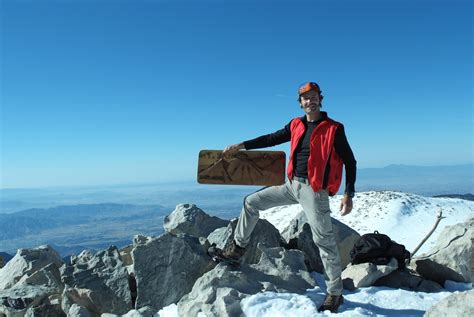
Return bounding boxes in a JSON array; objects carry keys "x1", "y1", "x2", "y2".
[{"x1": 221, "y1": 81, "x2": 357, "y2": 313}]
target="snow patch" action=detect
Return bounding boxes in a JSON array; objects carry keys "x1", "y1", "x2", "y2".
[{"x1": 260, "y1": 191, "x2": 474, "y2": 254}]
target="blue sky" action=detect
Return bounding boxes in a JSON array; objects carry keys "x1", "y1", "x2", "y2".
[{"x1": 1, "y1": 0, "x2": 472, "y2": 188}]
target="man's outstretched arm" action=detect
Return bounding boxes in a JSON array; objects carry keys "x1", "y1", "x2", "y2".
[{"x1": 223, "y1": 122, "x2": 291, "y2": 155}]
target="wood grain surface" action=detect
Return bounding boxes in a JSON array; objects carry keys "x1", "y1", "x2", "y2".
[{"x1": 197, "y1": 150, "x2": 286, "y2": 186}]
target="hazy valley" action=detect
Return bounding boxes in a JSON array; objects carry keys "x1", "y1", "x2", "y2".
[{"x1": 0, "y1": 164, "x2": 472, "y2": 258}]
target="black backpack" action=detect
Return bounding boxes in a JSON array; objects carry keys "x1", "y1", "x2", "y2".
[{"x1": 349, "y1": 231, "x2": 411, "y2": 269}]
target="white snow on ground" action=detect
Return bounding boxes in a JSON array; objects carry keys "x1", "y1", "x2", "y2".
[
  {"x1": 156, "y1": 304, "x2": 178, "y2": 317},
  {"x1": 240, "y1": 285, "x2": 459, "y2": 317},
  {"x1": 155, "y1": 272, "x2": 472, "y2": 317},
  {"x1": 152, "y1": 191, "x2": 473, "y2": 316},
  {"x1": 260, "y1": 191, "x2": 474, "y2": 254}
]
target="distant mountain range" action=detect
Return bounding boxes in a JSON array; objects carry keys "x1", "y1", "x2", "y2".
[
  {"x1": 0, "y1": 203, "x2": 169, "y2": 256},
  {"x1": 2, "y1": 188, "x2": 473, "y2": 260},
  {"x1": 0, "y1": 164, "x2": 472, "y2": 259},
  {"x1": 0, "y1": 182, "x2": 258, "y2": 214},
  {"x1": 434, "y1": 193, "x2": 474, "y2": 201},
  {"x1": 1, "y1": 164, "x2": 472, "y2": 214},
  {"x1": 355, "y1": 164, "x2": 473, "y2": 196},
  {"x1": 0, "y1": 252, "x2": 13, "y2": 263}
]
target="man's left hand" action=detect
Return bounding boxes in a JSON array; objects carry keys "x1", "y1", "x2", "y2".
[{"x1": 340, "y1": 194, "x2": 353, "y2": 216}]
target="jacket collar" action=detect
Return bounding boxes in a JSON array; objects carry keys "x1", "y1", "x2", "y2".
[{"x1": 301, "y1": 111, "x2": 328, "y2": 124}]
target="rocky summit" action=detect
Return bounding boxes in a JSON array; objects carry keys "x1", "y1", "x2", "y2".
[{"x1": 0, "y1": 203, "x2": 472, "y2": 316}]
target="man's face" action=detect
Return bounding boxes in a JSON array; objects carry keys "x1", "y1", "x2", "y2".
[{"x1": 299, "y1": 91, "x2": 321, "y2": 114}]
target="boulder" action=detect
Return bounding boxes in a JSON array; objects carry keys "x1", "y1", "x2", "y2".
[
  {"x1": 68, "y1": 303, "x2": 92, "y2": 317},
  {"x1": 178, "y1": 244, "x2": 317, "y2": 317},
  {"x1": 0, "y1": 245, "x2": 64, "y2": 290},
  {"x1": 163, "y1": 204, "x2": 229, "y2": 238},
  {"x1": 207, "y1": 218, "x2": 286, "y2": 265},
  {"x1": 282, "y1": 214, "x2": 360, "y2": 272},
  {"x1": 119, "y1": 245, "x2": 133, "y2": 268},
  {"x1": 0, "y1": 246, "x2": 65, "y2": 316},
  {"x1": 24, "y1": 297, "x2": 65, "y2": 317},
  {"x1": 207, "y1": 227, "x2": 229, "y2": 247},
  {"x1": 0, "y1": 285, "x2": 59, "y2": 317},
  {"x1": 61, "y1": 246, "x2": 131, "y2": 316},
  {"x1": 342, "y1": 258, "x2": 398, "y2": 290},
  {"x1": 424, "y1": 289, "x2": 474, "y2": 317},
  {"x1": 16, "y1": 262, "x2": 63, "y2": 290},
  {"x1": 413, "y1": 217, "x2": 473, "y2": 285},
  {"x1": 373, "y1": 269, "x2": 443, "y2": 292},
  {"x1": 132, "y1": 232, "x2": 214, "y2": 311}
]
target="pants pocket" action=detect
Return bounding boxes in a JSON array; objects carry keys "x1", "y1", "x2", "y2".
[{"x1": 315, "y1": 190, "x2": 330, "y2": 213}]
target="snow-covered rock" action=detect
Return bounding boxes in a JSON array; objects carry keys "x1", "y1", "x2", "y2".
[
  {"x1": 177, "y1": 244, "x2": 316, "y2": 317},
  {"x1": 413, "y1": 216, "x2": 473, "y2": 284},
  {"x1": 424, "y1": 289, "x2": 474, "y2": 316},
  {"x1": 163, "y1": 203, "x2": 229, "y2": 238},
  {"x1": 101, "y1": 305, "x2": 156, "y2": 317},
  {"x1": 342, "y1": 258, "x2": 398, "y2": 290},
  {"x1": 261, "y1": 191, "x2": 474, "y2": 255},
  {"x1": 132, "y1": 232, "x2": 214, "y2": 312}
]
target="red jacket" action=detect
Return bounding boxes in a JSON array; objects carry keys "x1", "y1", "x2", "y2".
[{"x1": 287, "y1": 116, "x2": 343, "y2": 196}]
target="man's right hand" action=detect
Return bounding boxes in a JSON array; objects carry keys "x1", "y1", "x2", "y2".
[{"x1": 223, "y1": 143, "x2": 245, "y2": 157}]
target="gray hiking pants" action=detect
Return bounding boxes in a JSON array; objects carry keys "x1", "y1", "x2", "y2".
[{"x1": 234, "y1": 178, "x2": 343, "y2": 295}]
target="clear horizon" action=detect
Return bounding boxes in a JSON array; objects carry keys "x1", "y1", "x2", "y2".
[
  {"x1": 1, "y1": 0, "x2": 473, "y2": 188},
  {"x1": 1, "y1": 163, "x2": 471, "y2": 190}
]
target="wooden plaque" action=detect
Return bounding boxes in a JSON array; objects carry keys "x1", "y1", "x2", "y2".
[{"x1": 197, "y1": 150, "x2": 286, "y2": 186}]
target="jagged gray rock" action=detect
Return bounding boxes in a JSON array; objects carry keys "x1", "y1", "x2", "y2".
[
  {"x1": 67, "y1": 303, "x2": 92, "y2": 317},
  {"x1": 119, "y1": 245, "x2": 133, "y2": 267},
  {"x1": 374, "y1": 269, "x2": 443, "y2": 292},
  {"x1": 132, "y1": 232, "x2": 214, "y2": 311},
  {"x1": 163, "y1": 203, "x2": 229, "y2": 238},
  {"x1": 208, "y1": 218, "x2": 286, "y2": 265},
  {"x1": 61, "y1": 246, "x2": 131, "y2": 316},
  {"x1": 413, "y1": 217, "x2": 473, "y2": 285},
  {"x1": 282, "y1": 214, "x2": 360, "y2": 272},
  {"x1": 0, "y1": 285, "x2": 58, "y2": 317},
  {"x1": 24, "y1": 296, "x2": 65, "y2": 317},
  {"x1": 342, "y1": 258, "x2": 398, "y2": 290},
  {"x1": 424, "y1": 289, "x2": 474, "y2": 317},
  {"x1": 177, "y1": 244, "x2": 317, "y2": 317},
  {"x1": 132, "y1": 235, "x2": 153, "y2": 246},
  {"x1": 0, "y1": 245, "x2": 64, "y2": 290},
  {"x1": 17, "y1": 262, "x2": 63, "y2": 290},
  {"x1": 0, "y1": 245, "x2": 65, "y2": 317},
  {"x1": 207, "y1": 227, "x2": 229, "y2": 247}
]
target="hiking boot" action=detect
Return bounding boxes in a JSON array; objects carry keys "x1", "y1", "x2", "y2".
[
  {"x1": 318, "y1": 294, "x2": 344, "y2": 313},
  {"x1": 222, "y1": 240, "x2": 246, "y2": 261}
]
